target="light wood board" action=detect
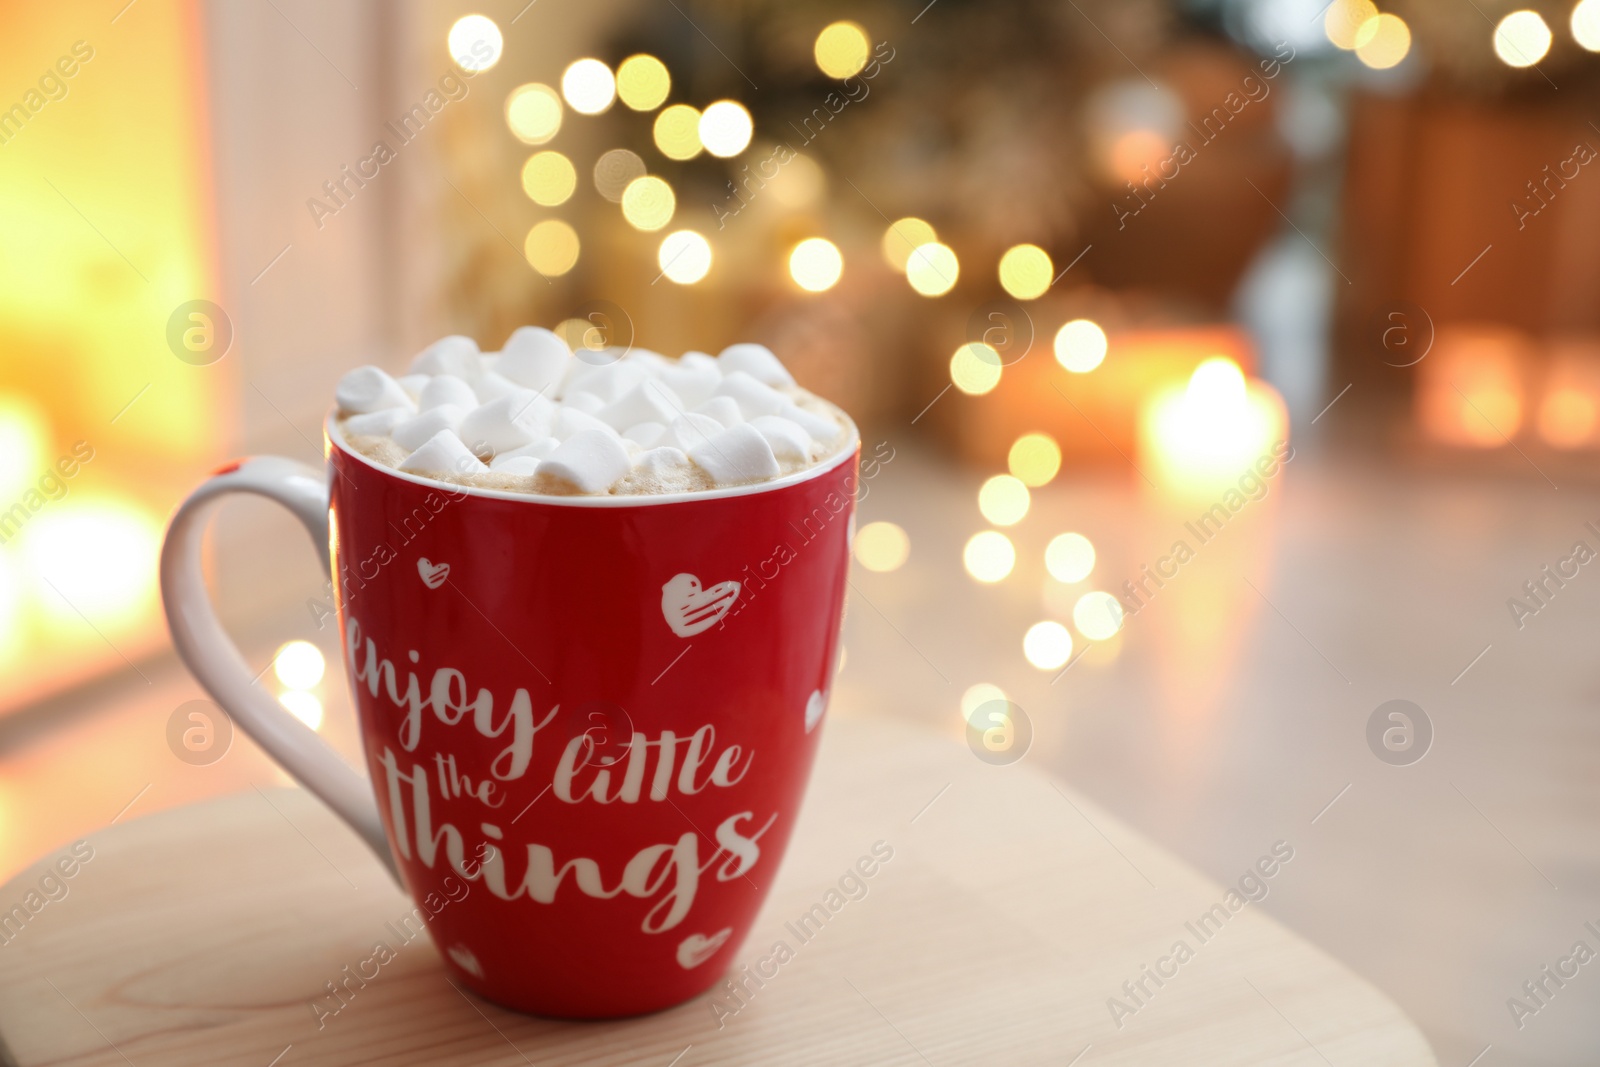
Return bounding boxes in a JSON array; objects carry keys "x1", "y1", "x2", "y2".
[{"x1": 0, "y1": 717, "x2": 1435, "y2": 1066}]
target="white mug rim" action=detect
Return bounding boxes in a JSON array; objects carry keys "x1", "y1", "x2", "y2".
[{"x1": 324, "y1": 409, "x2": 861, "y2": 508}]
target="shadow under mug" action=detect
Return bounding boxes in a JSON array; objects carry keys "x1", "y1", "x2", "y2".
[{"x1": 161, "y1": 414, "x2": 859, "y2": 1017}]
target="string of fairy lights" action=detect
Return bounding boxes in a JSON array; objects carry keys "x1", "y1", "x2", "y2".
[{"x1": 1324, "y1": 0, "x2": 1600, "y2": 70}]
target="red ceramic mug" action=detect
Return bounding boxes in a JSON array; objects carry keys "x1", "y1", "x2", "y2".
[{"x1": 160, "y1": 413, "x2": 859, "y2": 1017}]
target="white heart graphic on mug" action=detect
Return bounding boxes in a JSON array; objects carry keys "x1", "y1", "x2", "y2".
[
  {"x1": 661, "y1": 573, "x2": 740, "y2": 637},
  {"x1": 417, "y1": 558, "x2": 450, "y2": 589},
  {"x1": 805, "y1": 689, "x2": 827, "y2": 733},
  {"x1": 676, "y1": 927, "x2": 733, "y2": 970},
  {"x1": 447, "y1": 943, "x2": 485, "y2": 978}
]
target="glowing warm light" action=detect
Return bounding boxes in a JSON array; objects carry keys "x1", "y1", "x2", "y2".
[
  {"x1": 594, "y1": 148, "x2": 647, "y2": 202},
  {"x1": 961, "y1": 683, "x2": 1007, "y2": 719},
  {"x1": 964, "y1": 531, "x2": 1016, "y2": 583},
  {"x1": 854, "y1": 521, "x2": 910, "y2": 572},
  {"x1": 523, "y1": 220, "x2": 580, "y2": 276},
  {"x1": 1139, "y1": 356, "x2": 1288, "y2": 492},
  {"x1": 562, "y1": 58, "x2": 616, "y2": 114},
  {"x1": 1008, "y1": 433, "x2": 1061, "y2": 487},
  {"x1": 1416, "y1": 330, "x2": 1526, "y2": 449},
  {"x1": 23, "y1": 499, "x2": 160, "y2": 629},
  {"x1": 882, "y1": 218, "x2": 937, "y2": 272},
  {"x1": 653, "y1": 104, "x2": 704, "y2": 161},
  {"x1": 815, "y1": 21, "x2": 871, "y2": 78},
  {"x1": 1073, "y1": 591, "x2": 1124, "y2": 640},
  {"x1": 1355, "y1": 13, "x2": 1411, "y2": 68},
  {"x1": 520, "y1": 151, "x2": 576, "y2": 206},
  {"x1": 1575, "y1": 0, "x2": 1600, "y2": 51},
  {"x1": 0, "y1": 549, "x2": 23, "y2": 662},
  {"x1": 0, "y1": 396, "x2": 50, "y2": 503},
  {"x1": 274, "y1": 640, "x2": 326, "y2": 689},
  {"x1": 1324, "y1": 0, "x2": 1378, "y2": 49},
  {"x1": 1023, "y1": 621, "x2": 1073, "y2": 670},
  {"x1": 279, "y1": 690, "x2": 324, "y2": 731},
  {"x1": 1109, "y1": 129, "x2": 1172, "y2": 184},
  {"x1": 978, "y1": 475, "x2": 1030, "y2": 526},
  {"x1": 657, "y1": 231, "x2": 713, "y2": 285},
  {"x1": 998, "y1": 244, "x2": 1053, "y2": 301},
  {"x1": 448, "y1": 14, "x2": 503, "y2": 72},
  {"x1": 1495, "y1": 10, "x2": 1553, "y2": 66},
  {"x1": 617, "y1": 54, "x2": 671, "y2": 110},
  {"x1": 1054, "y1": 319, "x2": 1108, "y2": 373},
  {"x1": 950, "y1": 343, "x2": 1002, "y2": 396},
  {"x1": 621, "y1": 176, "x2": 676, "y2": 231},
  {"x1": 768, "y1": 153, "x2": 827, "y2": 208},
  {"x1": 789, "y1": 238, "x2": 843, "y2": 292},
  {"x1": 1045, "y1": 533, "x2": 1096, "y2": 583},
  {"x1": 1539, "y1": 387, "x2": 1599, "y2": 448},
  {"x1": 698, "y1": 101, "x2": 753, "y2": 158},
  {"x1": 505, "y1": 83, "x2": 563, "y2": 145},
  {"x1": 906, "y1": 242, "x2": 959, "y2": 297}
]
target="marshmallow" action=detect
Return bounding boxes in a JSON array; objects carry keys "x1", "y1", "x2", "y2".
[
  {"x1": 718, "y1": 343, "x2": 795, "y2": 387},
  {"x1": 489, "y1": 456, "x2": 543, "y2": 476},
  {"x1": 497, "y1": 327, "x2": 572, "y2": 392},
  {"x1": 714, "y1": 371, "x2": 787, "y2": 419},
  {"x1": 392, "y1": 405, "x2": 466, "y2": 451},
  {"x1": 662, "y1": 412, "x2": 725, "y2": 453},
  {"x1": 635, "y1": 445, "x2": 692, "y2": 477},
  {"x1": 693, "y1": 396, "x2": 743, "y2": 427},
  {"x1": 537, "y1": 429, "x2": 632, "y2": 493},
  {"x1": 778, "y1": 402, "x2": 841, "y2": 443},
  {"x1": 398, "y1": 374, "x2": 430, "y2": 402},
  {"x1": 689, "y1": 423, "x2": 782, "y2": 486},
  {"x1": 473, "y1": 371, "x2": 523, "y2": 404},
  {"x1": 418, "y1": 374, "x2": 479, "y2": 411},
  {"x1": 565, "y1": 391, "x2": 605, "y2": 415},
  {"x1": 748, "y1": 414, "x2": 813, "y2": 462},
  {"x1": 554, "y1": 406, "x2": 620, "y2": 441},
  {"x1": 680, "y1": 351, "x2": 719, "y2": 372},
  {"x1": 460, "y1": 392, "x2": 556, "y2": 456},
  {"x1": 566, "y1": 359, "x2": 650, "y2": 404},
  {"x1": 410, "y1": 335, "x2": 482, "y2": 380},
  {"x1": 599, "y1": 380, "x2": 683, "y2": 430},
  {"x1": 623, "y1": 422, "x2": 667, "y2": 448},
  {"x1": 492, "y1": 437, "x2": 561, "y2": 464},
  {"x1": 336, "y1": 366, "x2": 414, "y2": 414},
  {"x1": 659, "y1": 364, "x2": 721, "y2": 407},
  {"x1": 398, "y1": 428, "x2": 486, "y2": 476},
  {"x1": 344, "y1": 408, "x2": 411, "y2": 437}
]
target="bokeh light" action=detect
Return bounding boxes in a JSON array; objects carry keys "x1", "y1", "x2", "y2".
[
  {"x1": 524, "y1": 220, "x2": 580, "y2": 276},
  {"x1": 279, "y1": 690, "x2": 324, "y2": 732},
  {"x1": 699, "y1": 100, "x2": 753, "y2": 158},
  {"x1": 1073, "y1": 591, "x2": 1124, "y2": 640},
  {"x1": 906, "y1": 242, "x2": 959, "y2": 296},
  {"x1": 1494, "y1": 10, "x2": 1553, "y2": 66},
  {"x1": 950, "y1": 342, "x2": 1002, "y2": 395},
  {"x1": 1575, "y1": 0, "x2": 1600, "y2": 51},
  {"x1": 658, "y1": 230, "x2": 713, "y2": 284},
  {"x1": 815, "y1": 21, "x2": 871, "y2": 78},
  {"x1": 562, "y1": 58, "x2": 616, "y2": 114},
  {"x1": 961, "y1": 682, "x2": 1007, "y2": 719},
  {"x1": 0, "y1": 397, "x2": 49, "y2": 503},
  {"x1": 998, "y1": 244, "x2": 1053, "y2": 300},
  {"x1": 616, "y1": 54, "x2": 671, "y2": 110},
  {"x1": 978, "y1": 474, "x2": 1030, "y2": 526},
  {"x1": 1323, "y1": 0, "x2": 1377, "y2": 49},
  {"x1": 621, "y1": 176, "x2": 676, "y2": 231},
  {"x1": 882, "y1": 218, "x2": 937, "y2": 272},
  {"x1": 1355, "y1": 13, "x2": 1411, "y2": 69},
  {"x1": 1023, "y1": 621, "x2": 1073, "y2": 670},
  {"x1": 274, "y1": 640, "x2": 326, "y2": 689},
  {"x1": 1045, "y1": 532, "x2": 1096, "y2": 583},
  {"x1": 23, "y1": 498, "x2": 160, "y2": 629},
  {"x1": 1054, "y1": 319, "x2": 1108, "y2": 373},
  {"x1": 448, "y1": 14, "x2": 502, "y2": 72},
  {"x1": 505, "y1": 84, "x2": 562, "y2": 145},
  {"x1": 963, "y1": 531, "x2": 1016, "y2": 583},
  {"x1": 854, "y1": 521, "x2": 910, "y2": 571},
  {"x1": 593, "y1": 148, "x2": 647, "y2": 202},
  {"x1": 653, "y1": 104, "x2": 704, "y2": 160},
  {"x1": 1008, "y1": 433, "x2": 1061, "y2": 487},
  {"x1": 789, "y1": 238, "x2": 843, "y2": 292},
  {"x1": 1538, "y1": 387, "x2": 1598, "y2": 448},
  {"x1": 520, "y1": 151, "x2": 576, "y2": 206}
]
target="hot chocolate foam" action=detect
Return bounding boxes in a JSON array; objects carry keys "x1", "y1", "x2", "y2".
[{"x1": 334, "y1": 328, "x2": 851, "y2": 496}]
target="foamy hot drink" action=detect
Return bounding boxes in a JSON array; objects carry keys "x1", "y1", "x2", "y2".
[{"x1": 334, "y1": 328, "x2": 851, "y2": 496}]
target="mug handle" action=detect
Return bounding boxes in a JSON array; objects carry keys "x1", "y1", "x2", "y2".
[{"x1": 160, "y1": 455, "x2": 398, "y2": 881}]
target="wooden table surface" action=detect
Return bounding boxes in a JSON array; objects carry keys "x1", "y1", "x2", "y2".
[{"x1": 0, "y1": 717, "x2": 1435, "y2": 1066}]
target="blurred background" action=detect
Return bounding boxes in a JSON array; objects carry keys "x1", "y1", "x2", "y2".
[{"x1": 4, "y1": 0, "x2": 1600, "y2": 1062}]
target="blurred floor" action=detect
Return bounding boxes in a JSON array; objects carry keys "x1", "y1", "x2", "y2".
[{"x1": 3, "y1": 444, "x2": 1597, "y2": 1065}]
